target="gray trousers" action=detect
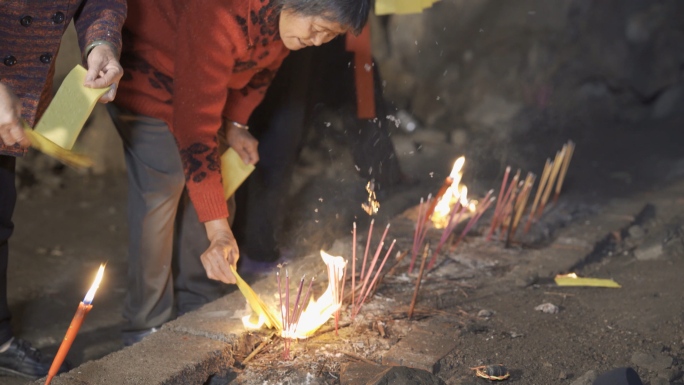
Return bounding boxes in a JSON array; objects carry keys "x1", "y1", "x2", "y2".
[{"x1": 108, "y1": 105, "x2": 233, "y2": 332}]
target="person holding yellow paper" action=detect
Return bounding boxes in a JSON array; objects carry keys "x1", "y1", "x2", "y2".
[
  {"x1": 0, "y1": 0, "x2": 126, "y2": 379},
  {"x1": 110, "y1": 0, "x2": 371, "y2": 345}
]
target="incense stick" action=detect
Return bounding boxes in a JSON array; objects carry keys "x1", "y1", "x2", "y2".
[
  {"x1": 489, "y1": 169, "x2": 520, "y2": 240},
  {"x1": 358, "y1": 239, "x2": 396, "y2": 308},
  {"x1": 487, "y1": 166, "x2": 511, "y2": 240},
  {"x1": 525, "y1": 158, "x2": 552, "y2": 233},
  {"x1": 408, "y1": 243, "x2": 430, "y2": 319},
  {"x1": 554, "y1": 140, "x2": 575, "y2": 203},
  {"x1": 409, "y1": 195, "x2": 431, "y2": 273},
  {"x1": 351, "y1": 222, "x2": 356, "y2": 310},
  {"x1": 537, "y1": 147, "x2": 565, "y2": 219},
  {"x1": 361, "y1": 219, "x2": 374, "y2": 281},
  {"x1": 511, "y1": 173, "x2": 536, "y2": 235},
  {"x1": 354, "y1": 241, "x2": 384, "y2": 314}
]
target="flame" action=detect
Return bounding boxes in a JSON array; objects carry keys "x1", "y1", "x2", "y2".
[
  {"x1": 238, "y1": 251, "x2": 346, "y2": 339},
  {"x1": 361, "y1": 181, "x2": 380, "y2": 215},
  {"x1": 431, "y1": 157, "x2": 475, "y2": 229},
  {"x1": 83, "y1": 264, "x2": 105, "y2": 305}
]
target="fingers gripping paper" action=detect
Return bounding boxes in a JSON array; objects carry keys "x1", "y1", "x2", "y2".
[
  {"x1": 34, "y1": 65, "x2": 109, "y2": 150},
  {"x1": 221, "y1": 148, "x2": 255, "y2": 199}
]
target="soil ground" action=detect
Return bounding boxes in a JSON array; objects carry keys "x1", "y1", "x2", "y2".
[{"x1": 2, "y1": 105, "x2": 684, "y2": 385}]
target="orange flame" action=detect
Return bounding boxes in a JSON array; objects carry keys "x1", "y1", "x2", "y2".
[
  {"x1": 83, "y1": 264, "x2": 105, "y2": 305},
  {"x1": 432, "y1": 157, "x2": 475, "y2": 228}
]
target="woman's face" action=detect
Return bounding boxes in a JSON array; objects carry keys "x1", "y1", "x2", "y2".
[{"x1": 278, "y1": 9, "x2": 349, "y2": 50}]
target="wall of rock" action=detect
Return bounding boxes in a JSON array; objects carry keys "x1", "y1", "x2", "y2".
[{"x1": 372, "y1": 0, "x2": 684, "y2": 170}]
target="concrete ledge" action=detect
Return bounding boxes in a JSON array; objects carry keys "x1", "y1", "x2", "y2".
[{"x1": 35, "y1": 330, "x2": 232, "y2": 385}]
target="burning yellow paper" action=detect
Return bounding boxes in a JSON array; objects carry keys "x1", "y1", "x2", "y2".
[
  {"x1": 376, "y1": 0, "x2": 441, "y2": 15},
  {"x1": 555, "y1": 273, "x2": 621, "y2": 288},
  {"x1": 230, "y1": 265, "x2": 282, "y2": 330},
  {"x1": 23, "y1": 123, "x2": 93, "y2": 169},
  {"x1": 34, "y1": 65, "x2": 109, "y2": 150},
  {"x1": 235, "y1": 251, "x2": 345, "y2": 339},
  {"x1": 221, "y1": 148, "x2": 255, "y2": 199}
]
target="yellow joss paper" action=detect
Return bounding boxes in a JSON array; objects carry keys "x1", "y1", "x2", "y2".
[
  {"x1": 230, "y1": 266, "x2": 281, "y2": 330},
  {"x1": 555, "y1": 274, "x2": 621, "y2": 288},
  {"x1": 221, "y1": 148, "x2": 255, "y2": 199},
  {"x1": 23, "y1": 122, "x2": 93, "y2": 169},
  {"x1": 375, "y1": 0, "x2": 440, "y2": 15},
  {"x1": 34, "y1": 65, "x2": 109, "y2": 150}
]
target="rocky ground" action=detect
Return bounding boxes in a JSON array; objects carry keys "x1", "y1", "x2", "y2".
[{"x1": 3, "y1": 1, "x2": 684, "y2": 384}]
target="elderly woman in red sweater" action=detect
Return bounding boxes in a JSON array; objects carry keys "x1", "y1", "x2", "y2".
[
  {"x1": 111, "y1": 0, "x2": 371, "y2": 345},
  {"x1": 0, "y1": 0, "x2": 126, "y2": 378}
]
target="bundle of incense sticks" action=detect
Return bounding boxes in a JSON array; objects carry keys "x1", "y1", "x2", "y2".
[
  {"x1": 426, "y1": 190, "x2": 495, "y2": 270},
  {"x1": 277, "y1": 270, "x2": 314, "y2": 360},
  {"x1": 408, "y1": 195, "x2": 432, "y2": 274},
  {"x1": 524, "y1": 140, "x2": 575, "y2": 234},
  {"x1": 351, "y1": 222, "x2": 396, "y2": 319},
  {"x1": 486, "y1": 169, "x2": 521, "y2": 241}
]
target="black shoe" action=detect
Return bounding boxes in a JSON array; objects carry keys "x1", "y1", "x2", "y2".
[
  {"x1": 0, "y1": 338, "x2": 69, "y2": 379},
  {"x1": 122, "y1": 327, "x2": 159, "y2": 347}
]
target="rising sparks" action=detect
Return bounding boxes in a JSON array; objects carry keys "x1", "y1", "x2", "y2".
[{"x1": 362, "y1": 181, "x2": 380, "y2": 215}]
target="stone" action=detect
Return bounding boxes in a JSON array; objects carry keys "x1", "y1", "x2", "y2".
[
  {"x1": 477, "y1": 309, "x2": 495, "y2": 318},
  {"x1": 649, "y1": 377, "x2": 669, "y2": 385},
  {"x1": 570, "y1": 370, "x2": 597, "y2": 385},
  {"x1": 631, "y1": 351, "x2": 673, "y2": 371},
  {"x1": 634, "y1": 241, "x2": 664, "y2": 261},
  {"x1": 535, "y1": 303, "x2": 559, "y2": 314},
  {"x1": 628, "y1": 225, "x2": 646, "y2": 239},
  {"x1": 658, "y1": 368, "x2": 680, "y2": 382},
  {"x1": 382, "y1": 321, "x2": 459, "y2": 373},
  {"x1": 340, "y1": 362, "x2": 386, "y2": 385},
  {"x1": 367, "y1": 366, "x2": 447, "y2": 385}
]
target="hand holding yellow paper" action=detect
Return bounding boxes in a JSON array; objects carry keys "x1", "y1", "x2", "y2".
[
  {"x1": 221, "y1": 148, "x2": 255, "y2": 199},
  {"x1": 34, "y1": 65, "x2": 109, "y2": 150},
  {"x1": 22, "y1": 65, "x2": 108, "y2": 168}
]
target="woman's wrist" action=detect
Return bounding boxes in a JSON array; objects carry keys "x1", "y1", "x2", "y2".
[{"x1": 227, "y1": 120, "x2": 249, "y2": 131}]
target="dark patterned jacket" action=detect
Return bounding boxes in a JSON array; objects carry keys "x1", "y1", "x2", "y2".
[
  {"x1": 115, "y1": 0, "x2": 289, "y2": 222},
  {"x1": 0, "y1": 0, "x2": 127, "y2": 156}
]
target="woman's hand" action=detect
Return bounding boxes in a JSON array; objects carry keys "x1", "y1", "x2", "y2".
[
  {"x1": 200, "y1": 218, "x2": 240, "y2": 284},
  {"x1": 84, "y1": 44, "x2": 124, "y2": 103},
  {"x1": 225, "y1": 122, "x2": 259, "y2": 165},
  {"x1": 0, "y1": 82, "x2": 29, "y2": 148}
]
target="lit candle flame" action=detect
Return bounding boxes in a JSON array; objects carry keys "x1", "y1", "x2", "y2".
[{"x1": 83, "y1": 264, "x2": 105, "y2": 305}]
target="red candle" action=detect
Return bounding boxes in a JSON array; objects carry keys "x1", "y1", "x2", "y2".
[{"x1": 45, "y1": 264, "x2": 105, "y2": 385}]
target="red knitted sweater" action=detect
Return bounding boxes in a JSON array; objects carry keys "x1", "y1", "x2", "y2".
[{"x1": 114, "y1": 0, "x2": 289, "y2": 222}]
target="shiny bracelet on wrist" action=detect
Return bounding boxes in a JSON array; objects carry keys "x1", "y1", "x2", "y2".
[{"x1": 229, "y1": 121, "x2": 249, "y2": 131}]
